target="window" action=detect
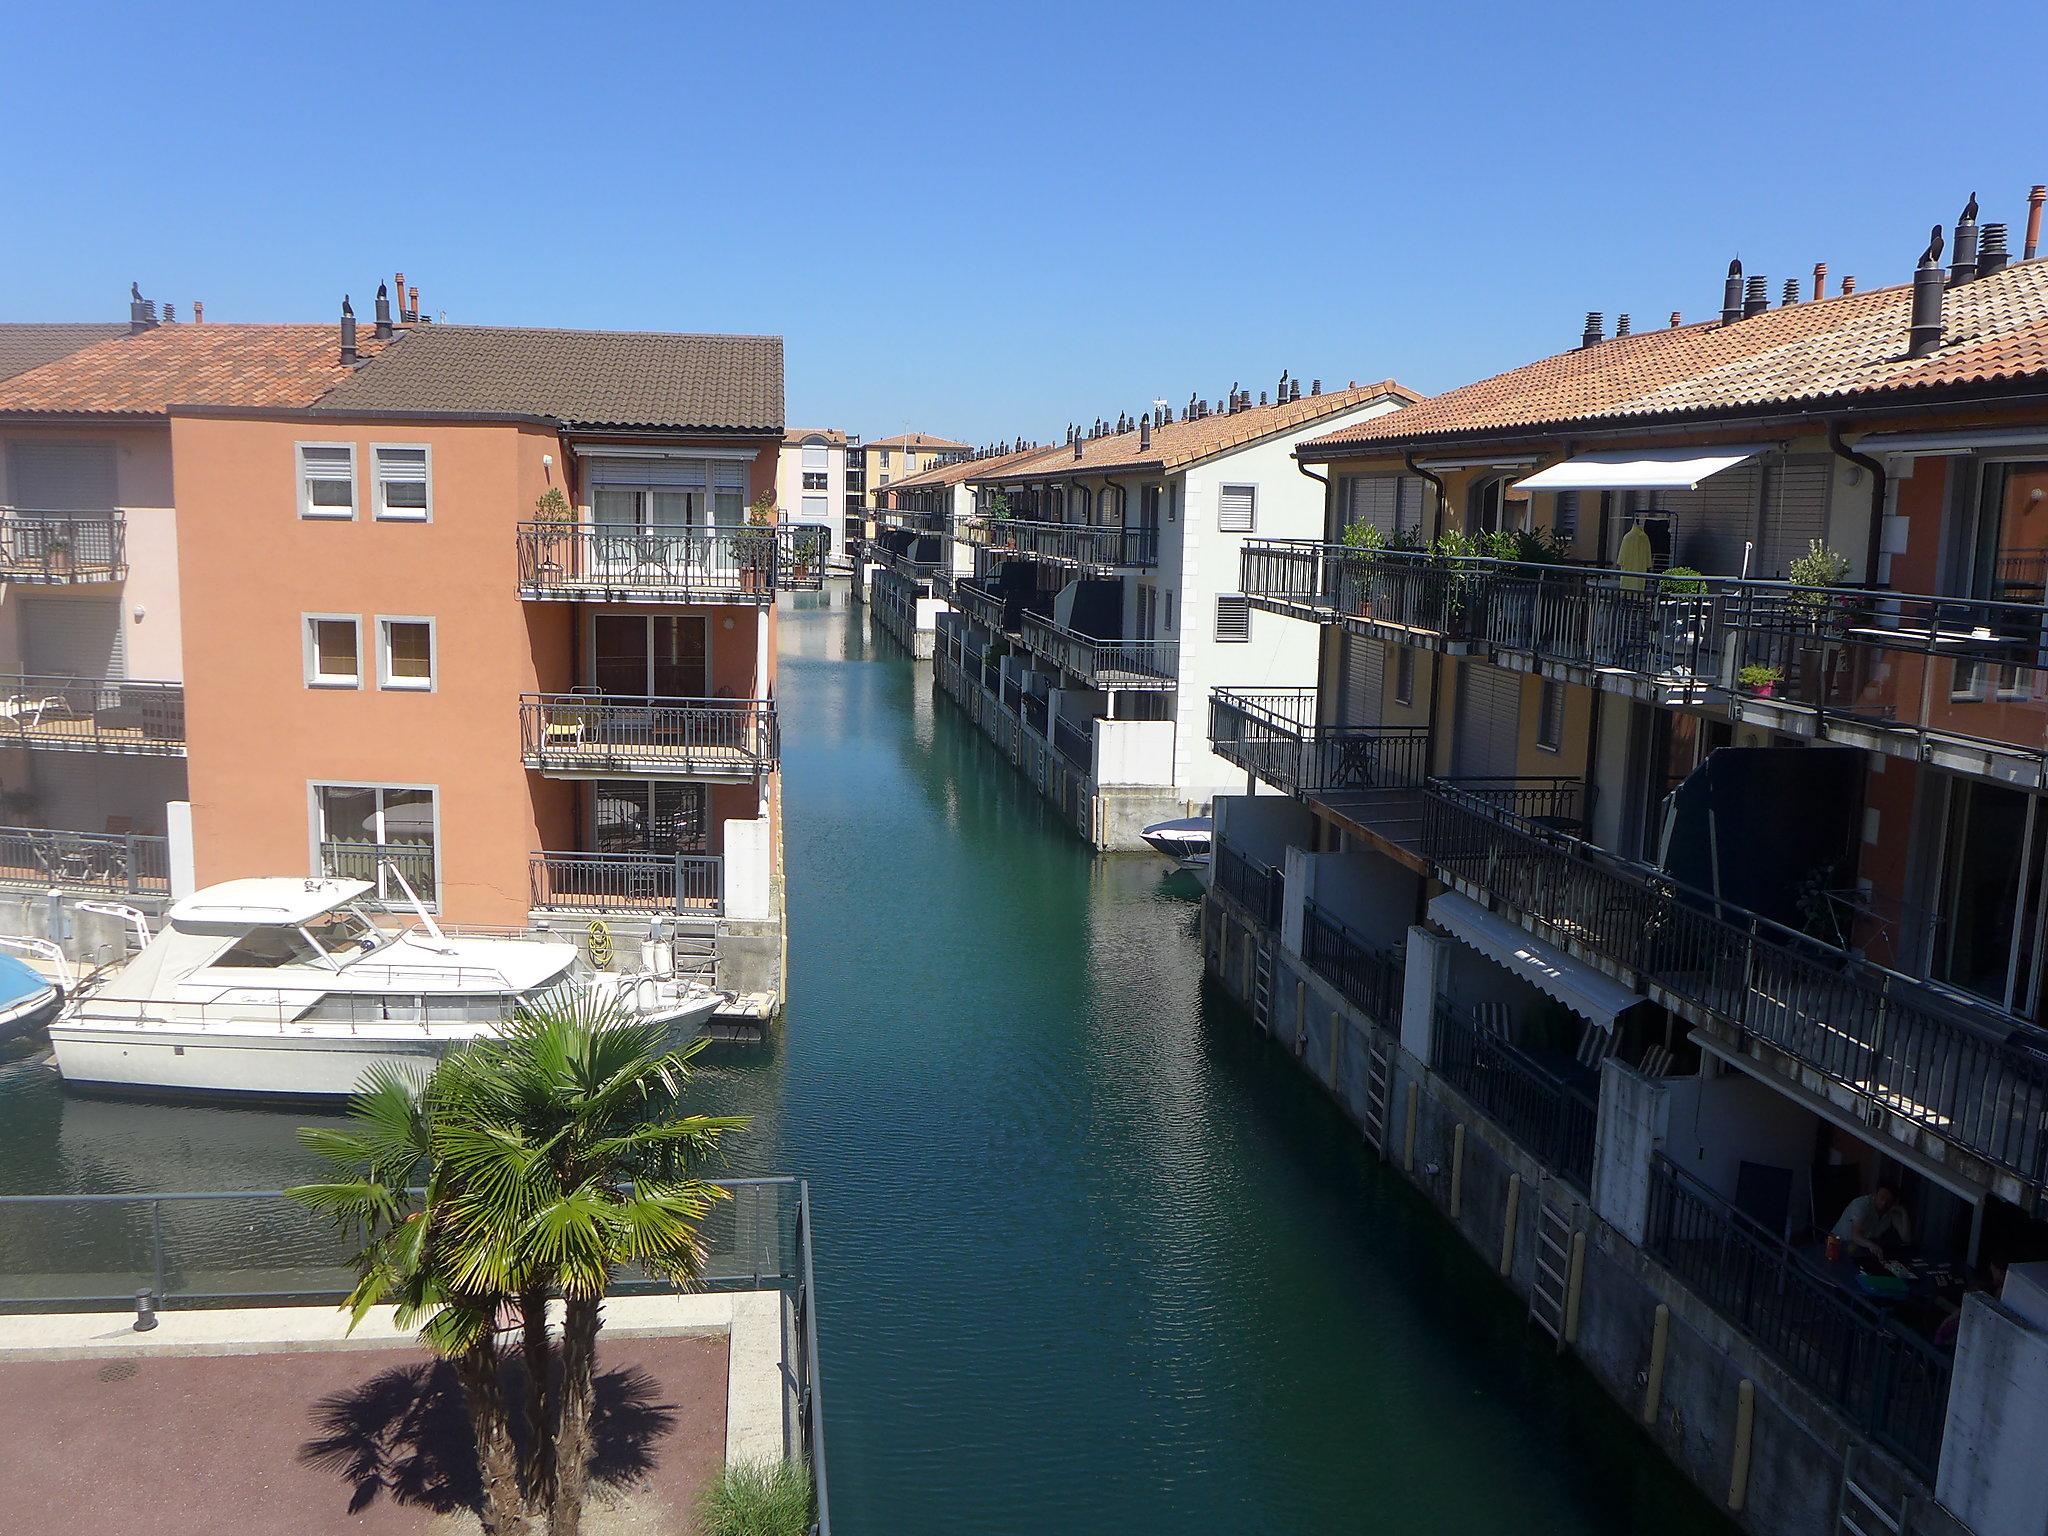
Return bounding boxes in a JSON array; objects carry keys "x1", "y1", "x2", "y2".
[
  {"x1": 1395, "y1": 645, "x2": 1415, "y2": 705},
  {"x1": 304, "y1": 614, "x2": 361, "y2": 688},
  {"x1": 879, "y1": 449, "x2": 893, "y2": 470},
  {"x1": 377, "y1": 617, "x2": 435, "y2": 690},
  {"x1": 1218, "y1": 483, "x2": 1257, "y2": 533},
  {"x1": 800, "y1": 442, "x2": 829, "y2": 472},
  {"x1": 801, "y1": 494, "x2": 828, "y2": 522},
  {"x1": 314, "y1": 783, "x2": 438, "y2": 905},
  {"x1": 802, "y1": 471, "x2": 829, "y2": 491},
  {"x1": 1537, "y1": 678, "x2": 1566, "y2": 751},
  {"x1": 1215, "y1": 595, "x2": 1251, "y2": 642},
  {"x1": 372, "y1": 444, "x2": 431, "y2": 520},
  {"x1": 298, "y1": 443, "x2": 355, "y2": 519},
  {"x1": 879, "y1": 474, "x2": 891, "y2": 486},
  {"x1": 1554, "y1": 490, "x2": 1580, "y2": 541},
  {"x1": 1164, "y1": 590, "x2": 1174, "y2": 633}
]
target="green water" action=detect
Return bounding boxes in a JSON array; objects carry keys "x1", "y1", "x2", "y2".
[{"x1": 0, "y1": 586, "x2": 1728, "y2": 1535}]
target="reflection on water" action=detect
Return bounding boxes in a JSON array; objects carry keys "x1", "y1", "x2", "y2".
[{"x1": 0, "y1": 585, "x2": 1726, "y2": 1536}]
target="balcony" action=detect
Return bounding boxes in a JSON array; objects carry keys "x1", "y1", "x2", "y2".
[
  {"x1": 1239, "y1": 540, "x2": 1489, "y2": 647},
  {"x1": 517, "y1": 523, "x2": 778, "y2": 603},
  {"x1": 1019, "y1": 612, "x2": 1177, "y2": 690},
  {"x1": 0, "y1": 824, "x2": 170, "y2": 895},
  {"x1": 0, "y1": 509, "x2": 126, "y2": 584},
  {"x1": 958, "y1": 516, "x2": 1158, "y2": 570},
  {"x1": 776, "y1": 526, "x2": 827, "y2": 591},
  {"x1": 1303, "y1": 898, "x2": 1405, "y2": 1029},
  {"x1": 1419, "y1": 781, "x2": 2048, "y2": 1195},
  {"x1": 0, "y1": 675, "x2": 185, "y2": 755},
  {"x1": 1208, "y1": 688, "x2": 1429, "y2": 800},
  {"x1": 1433, "y1": 997, "x2": 1597, "y2": 1190},
  {"x1": 529, "y1": 850, "x2": 723, "y2": 915},
  {"x1": 520, "y1": 695, "x2": 776, "y2": 780},
  {"x1": 950, "y1": 576, "x2": 1013, "y2": 635}
]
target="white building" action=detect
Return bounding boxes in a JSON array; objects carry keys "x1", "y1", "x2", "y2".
[
  {"x1": 926, "y1": 378, "x2": 1418, "y2": 847},
  {"x1": 775, "y1": 429, "x2": 850, "y2": 566}
]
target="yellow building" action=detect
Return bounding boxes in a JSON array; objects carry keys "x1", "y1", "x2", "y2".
[{"x1": 861, "y1": 431, "x2": 968, "y2": 508}]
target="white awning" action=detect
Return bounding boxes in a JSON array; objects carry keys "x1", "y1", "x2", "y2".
[
  {"x1": 1428, "y1": 892, "x2": 1643, "y2": 1032},
  {"x1": 1512, "y1": 445, "x2": 1770, "y2": 494}
]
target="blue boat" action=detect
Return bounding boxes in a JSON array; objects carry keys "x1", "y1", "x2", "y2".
[{"x1": 0, "y1": 949, "x2": 61, "y2": 1045}]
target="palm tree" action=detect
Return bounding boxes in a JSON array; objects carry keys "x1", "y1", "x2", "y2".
[
  {"x1": 428, "y1": 991, "x2": 748, "y2": 1536},
  {"x1": 289, "y1": 1065, "x2": 532, "y2": 1536}
]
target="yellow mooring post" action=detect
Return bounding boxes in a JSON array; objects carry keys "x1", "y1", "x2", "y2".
[
  {"x1": 1403, "y1": 1081, "x2": 1419, "y2": 1173},
  {"x1": 1500, "y1": 1172, "x2": 1522, "y2": 1277},
  {"x1": 1642, "y1": 1304, "x2": 1671, "y2": 1425},
  {"x1": 1564, "y1": 1230, "x2": 1587, "y2": 1345},
  {"x1": 1449, "y1": 1123, "x2": 1466, "y2": 1219},
  {"x1": 1727, "y1": 1379, "x2": 1756, "y2": 1512}
]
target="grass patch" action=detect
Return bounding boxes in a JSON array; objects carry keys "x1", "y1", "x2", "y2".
[{"x1": 698, "y1": 1459, "x2": 813, "y2": 1536}]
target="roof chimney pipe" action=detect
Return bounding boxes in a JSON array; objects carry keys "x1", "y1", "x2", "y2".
[
  {"x1": 339, "y1": 295, "x2": 359, "y2": 366},
  {"x1": 1309, "y1": 379, "x2": 1320, "y2": 396},
  {"x1": 1669, "y1": 311, "x2": 1683, "y2": 328},
  {"x1": 1072, "y1": 432, "x2": 1083, "y2": 460},
  {"x1": 394, "y1": 272, "x2": 407, "y2": 320},
  {"x1": 1949, "y1": 193, "x2": 1980, "y2": 286},
  {"x1": 2027, "y1": 185, "x2": 2046, "y2": 261},
  {"x1": 1743, "y1": 275, "x2": 1770, "y2": 318},
  {"x1": 1616, "y1": 313, "x2": 1631, "y2": 336},
  {"x1": 1782, "y1": 280, "x2": 1799, "y2": 307},
  {"x1": 374, "y1": 283, "x2": 393, "y2": 340},
  {"x1": 1842, "y1": 275, "x2": 1857, "y2": 294},
  {"x1": 1721, "y1": 259, "x2": 1744, "y2": 325},
  {"x1": 1580, "y1": 311, "x2": 1604, "y2": 348},
  {"x1": 1909, "y1": 227, "x2": 1946, "y2": 358},
  {"x1": 1980, "y1": 222, "x2": 2012, "y2": 277},
  {"x1": 192, "y1": 300, "x2": 204, "y2": 324},
  {"x1": 407, "y1": 285, "x2": 421, "y2": 323},
  {"x1": 1812, "y1": 262, "x2": 1828, "y2": 300},
  {"x1": 127, "y1": 282, "x2": 157, "y2": 334},
  {"x1": 1139, "y1": 415, "x2": 1152, "y2": 451}
]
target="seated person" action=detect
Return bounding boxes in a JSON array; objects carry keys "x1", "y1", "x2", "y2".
[{"x1": 1833, "y1": 1184, "x2": 1912, "y2": 1260}]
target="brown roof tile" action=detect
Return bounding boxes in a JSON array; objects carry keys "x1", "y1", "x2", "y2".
[
  {"x1": 0, "y1": 324, "x2": 126, "y2": 384},
  {"x1": 0, "y1": 323, "x2": 391, "y2": 416},
  {"x1": 1303, "y1": 261, "x2": 2048, "y2": 456},
  {"x1": 314, "y1": 325, "x2": 782, "y2": 432},
  {"x1": 974, "y1": 381, "x2": 1423, "y2": 482},
  {"x1": 886, "y1": 441, "x2": 1066, "y2": 493},
  {"x1": 866, "y1": 431, "x2": 969, "y2": 451},
  {"x1": 784, "y1": 427, "x2": 849, "y2": 447}
]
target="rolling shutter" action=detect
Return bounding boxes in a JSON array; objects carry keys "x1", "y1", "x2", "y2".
[
  {"x1": 1341, "y1": 475, "x2": 1426, "y2": 540},
  {"x1": 8, "y1": 440, "x2": 117, "y2": 510},
  {"x1": 585, "y1": 457, "x2": 709, "y2": 489},
  {"x1": 1451, "y1": 661, "x2": 1521, "y2": 780},
  {"x1": 22, "y1": 598, "x2": 124, "y2": 679},
  {"x1": 1334, "y1": 632, "x2": 1384, "y2": 727},
  {"x1": 1754, "y1": 457, "x2": 1834, "y2": 578}
]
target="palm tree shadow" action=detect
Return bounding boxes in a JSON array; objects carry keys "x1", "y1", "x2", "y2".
[{"x1": 299, "y1": 1357, "x2": 680, "y2": 1516}]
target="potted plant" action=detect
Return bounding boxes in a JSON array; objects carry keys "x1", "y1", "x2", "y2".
[
  {"x1": 788, "y1": 527, "x2": 819, "y2": 585},
  {"x1": 41, "y1": 530, "x2": 74, "y2": 580},
  {"x1": 531, "y1": 485, "x2": 573, "y2": 584},
  {"x1": 737, "y1": 493, "x2": 778, "y2": 593},
  {"x1": 1738, "y1": 662, "x2": 1784, "y2": 697}
]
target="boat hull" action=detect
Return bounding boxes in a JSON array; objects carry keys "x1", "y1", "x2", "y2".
[{"x1": 0, "y1": 985, "x2": 62, "y2": 1047}]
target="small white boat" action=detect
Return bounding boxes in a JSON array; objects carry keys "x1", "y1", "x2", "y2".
[
  {"x1": 0, "y1": 943, "x2": 63, "y2": 1046},
  {"x1": 1142, "y1": 816, "x2": 1213, "y2": 866},
  {"x1": 48, "y1": 876, "x2": 724, "y2": 1100}
]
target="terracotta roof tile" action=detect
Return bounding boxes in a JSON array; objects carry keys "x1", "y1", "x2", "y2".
[
  {"x1": 1303, "y1": 261, "x2": 2048, "y2": 455},
  {"x1": 866, "y1": 431, "x2": 969, "y2": 450},
  {"x1": 974, "y1": 381, "x2": 1423, "y2": 482},
  {"x1": 0, "y1": 323, "x2": 126, "y2": 384},
  {"x1": 784, "y1": 427, "x2": 848, "y2": 447},
  {"x1": 0, "y1": 323, "x2": 392, "y2": 416},
  {"x1": 886, "y1": 441, "x2": 1066, "y2": 493}
]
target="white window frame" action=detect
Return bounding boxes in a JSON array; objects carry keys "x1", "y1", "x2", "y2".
[
  {"x1": 371, "y1": 442, "x2": 433, "y2": 522},
  {"x1": 308, "y1": 780, "x2": 442, "y2": 910},
  {"x1": 1219, "y1": 483, "x2": 1258, "y2": 533},
  {"x1": 297, "y1": 442, "x2": 357, "y2": 520},
  {"x1": 303, "y1": 613, "x2": 362, "y2": 689},
  {"x1": 376, "y1": 615, "x2": 437, "y2": 692},
  {"x1": 1215, "y1": 595, "x2": 1252, "y2": 643}
]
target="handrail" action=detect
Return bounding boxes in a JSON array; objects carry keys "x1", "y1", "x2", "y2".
[
  {"x1": 520, "y1": 694, "x2": 778, "y2": 773},
  {"x1": 528, "y1": 850, "x2": 724, "y2": 915},
  {"x1": 1019, "y1": 611, "x2": 1179, "y2": 688},
  {"x1": 1215, "y1": 843, "x2": 1285, "y2": 930},
  {"x1": 0, "y1": 507, "x2": 127, "y2": 583},
  {"x1": 0, "y1": 824, "x2": 170, "y2": 893},
  {"x1": 1209, "y1": 688, "x2": 1430, "y2": 797},
  {"x1": 516, "y1": 522, "x2": 779, "y2": 599},
  {"x1": 1433, "y1": 998, "x2": 1596, "y2": 1190},
  {"x1": 958, "y1": 515, "x2": 1158, "y2": 569},
  {"x1": 1302, "y1": 899, "x2": 1403, "y2": 1026},
  {"x1": 0, "y1": 673, "x2": 185, "y2": 753}
]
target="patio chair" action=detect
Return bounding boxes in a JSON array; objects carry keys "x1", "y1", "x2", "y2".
[
  {"x1": 0, "y1": 692, "x2": 73, "y2": 732},
  {"x1": 1473, "y1": 1001, "x2": 1513, "y2": 1039}
]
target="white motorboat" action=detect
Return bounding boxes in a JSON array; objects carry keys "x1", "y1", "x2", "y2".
[
  {"x1": 48, "y1": 876, "x2": 725, "y2": 1100},
  {"x1": 0, "y1": 941, "x2": 63, "y2": 1046},
  {"x1": 1141, "y1": 816, "x2": 1213, "y2": 866}
]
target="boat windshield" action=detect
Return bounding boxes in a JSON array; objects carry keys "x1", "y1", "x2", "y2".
[{"x1": 301, "y1": 906, "x2": 386, "y2": 962}]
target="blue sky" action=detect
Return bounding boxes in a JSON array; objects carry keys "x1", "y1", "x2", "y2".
[{"x1": 7, "y1": 0, "x2": 2047, "y2": 444}]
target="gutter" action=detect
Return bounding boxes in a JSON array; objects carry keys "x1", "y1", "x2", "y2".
[
  {"x1": 1295, "y1": 456, "x2": 1331, "y2": 539},
  {"x1": 1403, "y1": 453, "x2": 1450, "y2": 540},
  {"x1": 1829, "y1": 423, "x2": 1889, "y2": 584}
]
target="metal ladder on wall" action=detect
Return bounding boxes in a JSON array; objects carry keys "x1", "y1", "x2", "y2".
[
  {"x1": 1249, "y1": 935, "x2": 1274, "y2": 1033},
  {"x1": 1835, "y1": 1450, "x2": 1906, "y2": 1536},
  {"x1": 1528, "y1": 1193, "x2": 1575, "y2": 1347},
  {"x1": 1362, "y1": 1034, "x2": 1394, "y2": 1158}
]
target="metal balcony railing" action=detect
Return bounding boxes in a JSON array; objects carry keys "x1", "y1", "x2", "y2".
[
  {"x1": 959, "y1": 516, "x2": 1158, "y2": 569},
  {"x1": 1051, "y1": 712, "x2": 1092, "y2": 769},
  {"x1": 951, "y1": 577, "x2": 1012, "y2": 635},
  {"x1": 777, "y1": 526, "x2": 828, "y2": 591},
  {"x1": 1020, "y1": 691, "x2": 1049, "y2": 737},
  {"x1": 1019, "y1": 611, "x2": 1178, "y2": 689},
  {"x1": 1302, "y1": 899, "x2": 1403, "y2": 1027},
  {"x1": 0, "y1": 674, "x2": 185, "y2": 754},
  {"x1": 1238, "y1": 541, "x2": 1493, "y2": 641},
  {"x1": 1647, "y1": 1155, "x2": 1951, "y2": 1480},
  {"x1": 1420, "y1": 781, "x2": 2048, "y2": 1191},
  {"x1": 517, "y1": 522, "x2": 779, "y2": 601},
  {"x1": 528, "y1": 849, "x2": 724, "y2": 914},
  {"x1": 0, "y1": 824, "x2": 171, "y2": 894},
  {"x1": 1214, "y1": 842, "x2": 1283, "y2": 929},
  {"x1": 0, "y1": 509, "x2": 127, "y2": 584},
  {"x1": 520, "y1": 695, "x2": 776, "y2": 778},
  {"x1": 1208, "y1": 688, "x2": 1430, "y2": 798},
  {"x1": 318, "y1": 840, "x2": 438, "y2": 906},
  {"x1": 1433, "y1": 999, "x2": 1597, "y2": 1190}
]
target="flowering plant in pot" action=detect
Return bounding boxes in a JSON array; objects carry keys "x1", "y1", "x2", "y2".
[
  {"x1": 736, "y1": 494, "x2": 778, "y2": 592},
  {"x1": 1738, "y1": 662, "x2": 1784, "y2": 697}
]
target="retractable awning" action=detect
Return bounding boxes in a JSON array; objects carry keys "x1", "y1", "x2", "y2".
[
  {"x1": 1513, "y1": 445, "x2": 1770, "y2": 494},
  {"x1": 1428, "y1": 892, "x2": 1643, "y2": 1032}
]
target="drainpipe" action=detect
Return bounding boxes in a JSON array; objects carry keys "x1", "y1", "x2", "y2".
[
  {"x1": 1829, "y1": 423, "x2": 1888, "y2": 586},
  {"x1": 1402, "y1": 452, "x2": 1448, "y2": 540},
  {"x1": 1295, "y1": 455, "x2": 1331, "y2": 536}
]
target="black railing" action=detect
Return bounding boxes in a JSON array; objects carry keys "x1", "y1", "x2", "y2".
[
  {"x1": 777, "y1": 526, "x2": 828, "y2": 591},
  {"x1": 0, "y1": 825, "x2": 171, "y2": 894},
  {"x1": 0, "y1": 674, "x2": 185, "y2": 754},
  {"x1": 1052, "y1": 712, "x2": 1093, "y2": 768},
  {"x1": 1302, "y1": 899, "x2": 1403, "y2": 1026},
  {"x1": 961, "y1": 516, "x2": 1158, "y2": 569},
  {"x1": 952, "y1": 578, "x2": 1012, "y2": 635},
  {"x1": 520, "y1": 695, "x2": 777, "y2": 776},
  {"x1": 318, "y1": 840, "x2": 438, "y2": 906},
  {"x1": 1421, "y1": 782, "x2": 2048, "y2": 1190},
  {"x1": 516, "y1": 522, "x2": 779, "y2": 601},
  {"x1": 0, "y1": 509, "x2": 127, "y2": 583},
  {"x1": 1646, "y1": 1156, "x2": 1952, "y2": 1479},
  {"x1": 1216, "y1": 843, "x2": 1285, "y2": 930},
  {"x1": 1433, "y1": 1000, "x2": 1597, "y2": 1189},
  {"x1": 1208, "y1": 688, "x2": 1430, "y2": 798},
  {"x1": 528, "y1": 850, "x2": 723, "y2": 914},
  {"x1": 1020, "y1": 691, "x2": 1049, "y2": 736},
  {"x1": 1019, "y1": 611, "x2": 1178, "y2": 688}
]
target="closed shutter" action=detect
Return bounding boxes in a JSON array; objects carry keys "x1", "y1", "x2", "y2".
[
  {"x1": 1341, "y1": 475, "x2": 1425, "y2": 541},
  {"x1": 1218, "y1": 484, "x2": 1257, "y2": 533},
  {"x1": 585, "y1": 457, "x2": 709, "y2": 489},
  {"x1": 1335, "y1": 632, "x2": 1384, "y2": 727},
  {"x1": 8, "y1": 440, "x2": 117, "y2": 509},
  {"x1": 801, "y1": 443, "x2": 828, "y2": 471},
  {"x1": 1622, "y1": 463, "x2": 1765, "y2": 574},
  {"x1": 22, "y1": 598, "x2": 124, "y2": 679},
  {"x1": 1753, "y1": 457, "x2": 1834, "y2": 578},
  {"x1": 1215, "y1": 595, "x2": 1252, "y2": 641},
  {"x1": 1451, "y1": 661, "x2": 1521, "y2": 779}
]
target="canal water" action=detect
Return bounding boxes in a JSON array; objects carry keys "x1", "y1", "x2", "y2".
[{"x1": 0, "y1": 583, "x2": 1728, "y2": 1536}]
